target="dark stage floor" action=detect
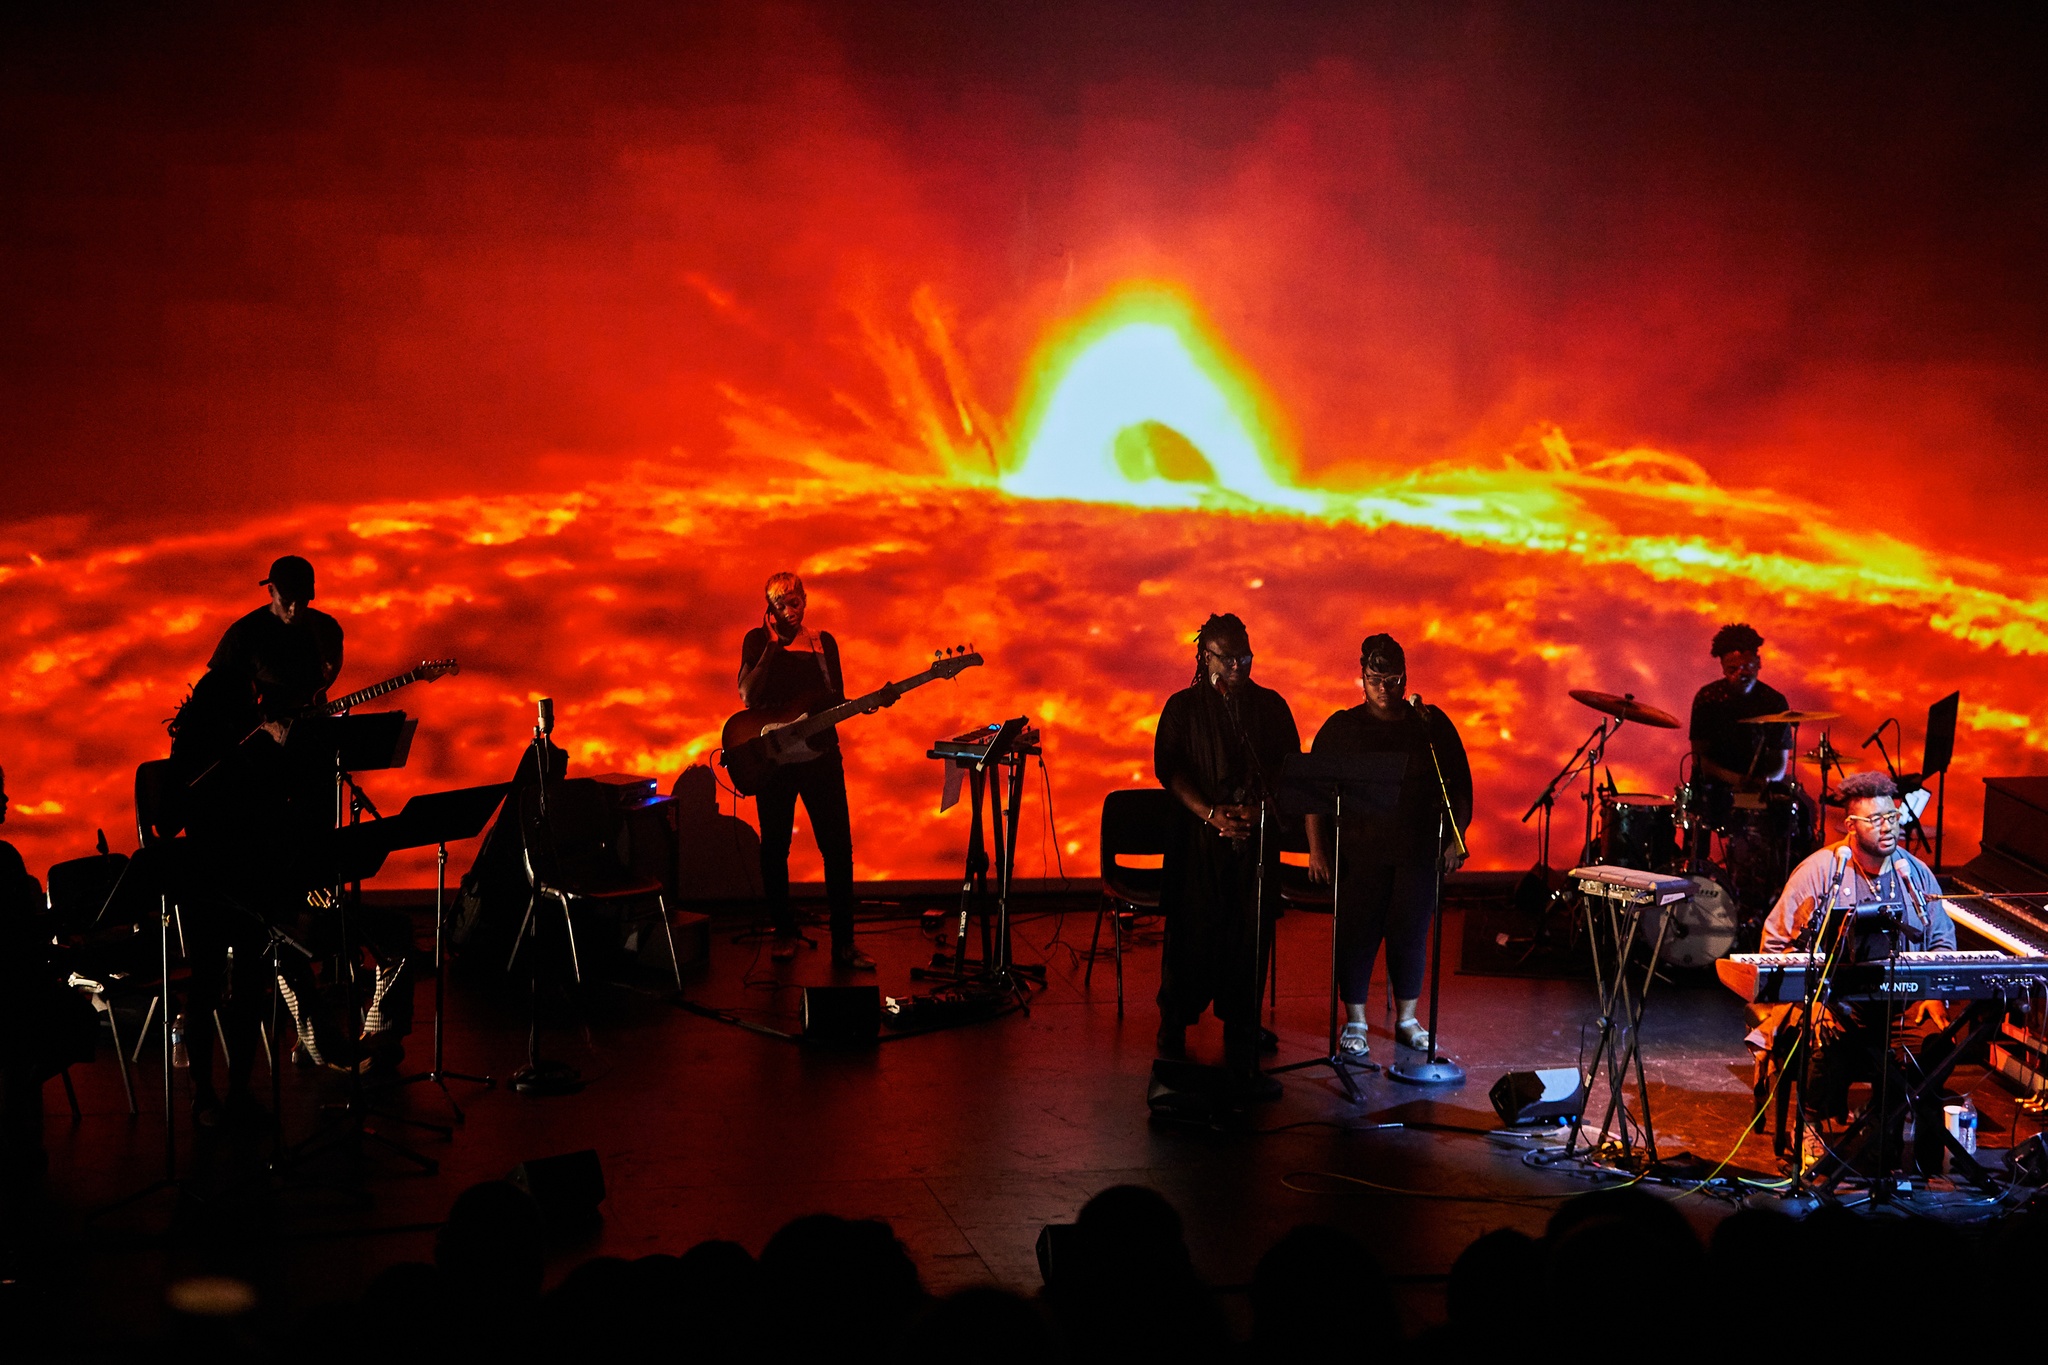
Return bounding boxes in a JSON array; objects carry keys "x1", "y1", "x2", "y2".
[{"x1": 11, "y1": 894, "x2": 2041, "y2": 1344}]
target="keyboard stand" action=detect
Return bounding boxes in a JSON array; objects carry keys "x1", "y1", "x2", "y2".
[
  {"x1": 1560, "y1": 872, "x2": 1685, "y2": 1169},
  {"x1": 1806, "y1": 998, "x2": 2007, "y2": 1193}
]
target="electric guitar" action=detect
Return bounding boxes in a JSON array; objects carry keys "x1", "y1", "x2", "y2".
[
  {"x1": 321, "y1": 658, "x2": 460, "y2": 715},
  {"x1": 720, "y1": 648, "x2": 983, "y2": 797}
]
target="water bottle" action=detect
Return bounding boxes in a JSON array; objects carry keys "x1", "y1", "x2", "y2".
[
  {"x1": 171, "y1": 1011, "x2": 189, "y2": 1069},
  {"x1": 1960, "y1": 1094, "x2": 1979, "y2": 1156}
]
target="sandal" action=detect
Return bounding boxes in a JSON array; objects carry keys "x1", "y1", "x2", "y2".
[
  {"x1": 1394, "y1": 1018, "x2": 1431, "y2": 1052},
  {"x1": 1338, "y1": 1023, "x2": 1370, "y2": 1058}
]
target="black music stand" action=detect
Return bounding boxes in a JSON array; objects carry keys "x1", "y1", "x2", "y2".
[
  {"x1": 380, "y1": 784, "x2": 511, "y2": 1119},
  {"x1": 1267, "y1": 751, "x2": 1405, "y2": 1102},
  {"x1": 284, "y1": 711, "x2": 443, "y2": 1175},
  {"x1": 1922, "y1": 691, "x2": 1959, "y2": 870}
]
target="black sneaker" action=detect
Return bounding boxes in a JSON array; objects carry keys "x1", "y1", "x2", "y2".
[
  {"x1": 1232, "y1": 1065, "x2": 1283, "y2": 1103},
  {"x1": 832, "y1": 946, "x2": 876, "y2": 971}
]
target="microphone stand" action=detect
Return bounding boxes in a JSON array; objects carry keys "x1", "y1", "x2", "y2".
[
  {"x1": 1788, "y1": 848, "x2": 1855, "y2": 1194},
  {"x1": 1390, "y1": 697, "x2": 1467, "y2": 1086},
  {"x1": 1216, "y1": 683, "x2": 1278, "y2": 1088}
]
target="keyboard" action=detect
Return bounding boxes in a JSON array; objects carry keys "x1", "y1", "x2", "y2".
[
  {"x1": 1716, "y1": 949, "x2": 2048, "y2": 1004},
  {"x1": 1569, "y1": 864, "x2": 1693, "y2": 906}
]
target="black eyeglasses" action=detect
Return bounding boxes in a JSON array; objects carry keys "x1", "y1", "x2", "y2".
[{"x1": 1205, "y1": 651, "x2": 1253, "y2": 669}]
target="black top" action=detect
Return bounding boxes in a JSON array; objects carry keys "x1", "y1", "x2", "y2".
[
  {"x1": 207, "y1": 604, "x2": 344, "y2": 721},
  {"x1": 1688, "y1": 678, "x2": 1791, "y2": 781},
  {"x1": 739, "y1": 627, "x2": 844, "y2": 748},
  {"x1": 1154, "y1": 680, "x2": 1302, "y2": 816},
  {"x1": 1310, "y1": 704, "x2": 1473, "y2": 866}
]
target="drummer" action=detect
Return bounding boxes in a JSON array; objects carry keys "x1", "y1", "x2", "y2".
[{"x1": 1688, "y1": 623, "x2": 1794, "y2": 791}]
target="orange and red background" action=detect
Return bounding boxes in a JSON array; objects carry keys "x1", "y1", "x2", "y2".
[{"x1": 4, "y1": 3, "x2": 2045, "y2": 887}]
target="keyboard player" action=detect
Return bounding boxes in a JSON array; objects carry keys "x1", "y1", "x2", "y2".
[{"x1": 1749, "y1": 771, "x2": 1955, "y2": 1164}]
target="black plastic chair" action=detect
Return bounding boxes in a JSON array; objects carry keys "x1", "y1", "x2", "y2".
[
  {"x1": 1089, "y1": 788, "x2": 1176, "y2": 1018},
  {"x1": 48, "y1": 851, "x2": 141, "y2": 1114},
  {"x1": 511, "y1": 780, "x2": 683, "y2": 992}
]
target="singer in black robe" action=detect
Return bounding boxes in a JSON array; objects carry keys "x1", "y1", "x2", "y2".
[{"x1": 1152, "y1": 615, "x2": 1300, "y2": 1094}]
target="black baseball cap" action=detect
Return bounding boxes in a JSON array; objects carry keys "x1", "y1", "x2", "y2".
[{"x1": 260, "y1": 555, "x2": 316, "y2": 603}]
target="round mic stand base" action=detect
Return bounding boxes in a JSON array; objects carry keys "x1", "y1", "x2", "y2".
[
  {"x1": 1388, "y1": 1055, "x2": 1466, "y2": 1086},
  {"x1": 510, "y1": 1059, "x2": 584, "y2": 1096}
]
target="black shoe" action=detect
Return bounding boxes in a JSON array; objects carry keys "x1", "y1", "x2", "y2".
[
  {"x1": 832, "y1": 946, "x2": 876, "y2": 971},
  {"x1": 1232, "y1": 1065, "x2": 1283, "y2": 1103},
  {"x1": 1156, "y1": 1022, "x2": 1188, "y2": 1059},
  {"x1": 1258, "y1": 1026, "x2": 1279, "y2": 1054},
  {"x1": 191, "y1": 1091, "x2": 224, "y2": 1128},
  {"x1": 771, "y1": 936, "x2": 799, "y2": 962},
  {"x1": 360, "y1": 1033, "x2": 405, "y2": 1077}
]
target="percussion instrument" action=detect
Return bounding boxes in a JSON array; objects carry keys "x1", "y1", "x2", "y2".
[
  {"x1": 1568, "y1": 689, "x2": 1681, "y2": 729},
  {"x1": 1736, "y1": 709, "x2": 1841, "y2": 725},
  {"x1": 1597, "y1": 792, "x2": 1679, "y2": 873}
]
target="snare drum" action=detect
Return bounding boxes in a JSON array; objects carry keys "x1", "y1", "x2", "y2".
[{"x1": 1599, "y1": 793, "x2": 1679, "y2": 872}]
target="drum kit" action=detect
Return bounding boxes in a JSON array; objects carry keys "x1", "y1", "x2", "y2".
[{"x1": 1522, "y1": 689, "x2": 1837, "y2": 969}]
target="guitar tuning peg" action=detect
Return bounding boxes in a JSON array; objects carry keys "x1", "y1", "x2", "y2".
[{"x1": 934, "y1": 649, "x2": 942, "y2": 659}]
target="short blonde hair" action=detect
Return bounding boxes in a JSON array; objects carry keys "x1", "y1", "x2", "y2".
[{"x1": 764, "y1": 572, "x2": 804, "y2": 601}]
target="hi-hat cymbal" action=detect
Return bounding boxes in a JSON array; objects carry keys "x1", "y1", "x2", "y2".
[
  {"x1": 1738, "y1": 709, "x2": 1841, "y2": 724},
  {"x1": 1568, "y1": 688, "x2": 1681, "y2": 729}
]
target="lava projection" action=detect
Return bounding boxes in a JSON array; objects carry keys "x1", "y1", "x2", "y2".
[{"x1": 4, "y1": 7, "x2": 2045, "y2": 886}]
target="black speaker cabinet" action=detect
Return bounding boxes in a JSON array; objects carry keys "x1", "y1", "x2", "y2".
[{"x1": 802, "y1": 986, "x2": 881, "y2": 1045}]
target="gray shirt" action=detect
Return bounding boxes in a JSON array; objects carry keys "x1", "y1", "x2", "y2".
[{"x1": 1761, "y1": 841, "x2": 1954, "y2": 953}]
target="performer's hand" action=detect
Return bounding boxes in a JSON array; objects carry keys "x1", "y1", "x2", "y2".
[
  {"x1": 260, "y1": 718, "x2": 292, "y2": 746},
  {"x1": 1211, "y1": 803, "x2": 1254, "y2": 839},
  {"x1": 878, "y1": 682, "x2": 901, "y2": 709},
  {"x1": 1307, "y1": 848, "x2": 1333, "y2": 884},
  {"x1": 1442, "y1": 847, "x2": 1469, "y2": 874}
]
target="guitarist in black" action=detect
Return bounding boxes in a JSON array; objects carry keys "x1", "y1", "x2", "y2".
[{"x1": 738, "y1": 573, "x2": 896, "y2": 969}]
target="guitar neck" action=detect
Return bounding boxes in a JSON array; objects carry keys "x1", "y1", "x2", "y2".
[
  {"x1": 781, "y1": 667, "x2": 945, "y2": 742},
  {"x1": 326, "y1": 669, "x2": 420, "y2": 715}
]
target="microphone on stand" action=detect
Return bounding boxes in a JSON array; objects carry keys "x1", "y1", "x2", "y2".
[
  {"x1": 1861, "y1": 719, "x2": 1890, "y2": 750},
  {"x1": 537, "y1": 697, "x2": 555, "y2": 738}
]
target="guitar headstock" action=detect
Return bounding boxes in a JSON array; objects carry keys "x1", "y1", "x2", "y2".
[
  {"x1": 930, "y1": 645, "x2": 983, "y2": 679},
  {"x1": 417, "y1": 658, "x2": 460, "y2": 682}
]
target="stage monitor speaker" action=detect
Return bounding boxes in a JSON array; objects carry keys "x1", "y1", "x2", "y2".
[
  {"x1": 1489, "y1": 1068, "x2": 1586, "y2": 1127},
  {"x1": 1035, "y1": 1221, "x2": 1079, "y2": 1287},
  {"x1": 2008, "y1": 1131, "x2": 2048, "y2": 1186},
  {"x1": 509, "y1": 1149, "x2": 606, "y2": 1233},
  {"x1": 802, "y1": 985, "x2": 881, "y2": 1045},
  {"x1": 1146, "y1": 1059, "x2": 1234, "y2": 1122}
]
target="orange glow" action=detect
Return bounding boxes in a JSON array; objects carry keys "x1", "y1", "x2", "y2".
[{"x1": 4, "y1": 16, "x2": 2044, "y2": 890}]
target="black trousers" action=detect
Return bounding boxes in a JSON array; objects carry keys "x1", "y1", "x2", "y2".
[
  {"x1": 1335, "y1": 862, "x2": 1436, "y2": 1004},
  {"x1": 182, "y1": 900, "x2": 272, "y2": 1098},
  {"x1": 1158, "y1": 832, "x2": 1277, "y2": 1057},
  {"x1": 756, "y1": 749, "x2": 857, "y2": 951}
]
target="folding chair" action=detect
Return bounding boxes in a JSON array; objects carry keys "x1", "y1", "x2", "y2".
[
  {"x1": 510, "y1": 781, "x2": 683, "y2": 992},
  {"x1": 1088, "y1": 788, "x2": 1175, "y2": 1018}
]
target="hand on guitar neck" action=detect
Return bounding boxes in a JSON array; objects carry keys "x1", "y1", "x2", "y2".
[{"x1": 721, "y1": 648, "x2": 980, "y2": 796}]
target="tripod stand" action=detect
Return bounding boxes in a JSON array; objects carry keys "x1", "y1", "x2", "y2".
[
  {"x1": 1268, "y1": 750, "x2": 1406, "y2": 1101},
  {"x1": 381, "y1": 784, "x2": 509, "y2": 1118}
]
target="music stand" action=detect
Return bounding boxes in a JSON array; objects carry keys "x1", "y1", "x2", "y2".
[
  {"x1": 283, "y1": 711, "x2": 444, "y2": 1175},
  {"x1": 378, "y1": 784, "x2": 510, "y2": 1118},
  {"x1": 1267, "y1": 750, "x2": 1405, "y2": 1101},
  {"x1": 1922, "y1": 691, "x2": 1959, "y2": 870}
]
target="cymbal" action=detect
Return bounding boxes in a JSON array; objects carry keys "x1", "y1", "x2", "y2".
[
  {"x1": 1738, "y1": 710, "x2": 1841, "y2": 724},
  {"x1": 1568, "y1": 688, "x2": 1681, "y2": 729}
]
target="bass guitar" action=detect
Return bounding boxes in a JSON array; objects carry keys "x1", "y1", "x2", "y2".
[{"x1": 720, "y1": 648, "x2": 982, "y2": 797}]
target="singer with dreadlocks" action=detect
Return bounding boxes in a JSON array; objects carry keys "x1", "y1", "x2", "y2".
[
  {"x1": 1151, "y1": 614, "x2": 1300, "y2": 1100},
  {"x1": 1304, "y1": 634, "x2": 1472, "y2": 1062}
]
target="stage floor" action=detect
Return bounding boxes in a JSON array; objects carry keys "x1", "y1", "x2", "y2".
[{"x1": 13, "y1": 895, "x2": 2035, "y2": 1343}]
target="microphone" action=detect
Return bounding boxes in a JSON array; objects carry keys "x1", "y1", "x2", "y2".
[
  {"x1": 537, "y1": 697, "x2": 555, "y2": 737},
  {"x1": 1408, "y1": 693, "x2": 1426, "y2": 713},
  {"x1": 1861, "y1": 719, "x2": 1889, "y2": 750}
]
